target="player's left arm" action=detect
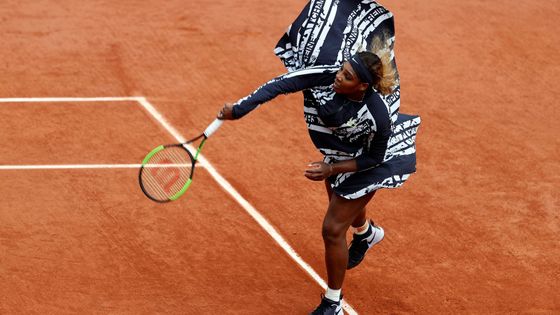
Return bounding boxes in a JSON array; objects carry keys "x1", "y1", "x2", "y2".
[{"x1": 354, "y1": 108, "x2": 392, "y2": 171}]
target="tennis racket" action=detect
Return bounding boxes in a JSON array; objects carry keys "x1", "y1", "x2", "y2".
[{"x1": 139, "y1": 119, "x2": 223, "y2": 203}]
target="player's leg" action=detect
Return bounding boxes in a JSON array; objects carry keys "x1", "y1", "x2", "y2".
[
  {"x1": 351, "y1": 206, "x2": 368, "y2": 229},
  {"x1": 324, "y1": 182, "x2": 384, "y2": 269},
  {"x1": 347, "y1": 191, "x2": 385, "y2": 270},
  {"x1": 312, "y1": 188, "x2": 375, "y2": 314},
  {"x1": 324, "y1": 179, "x2": 334, "y2": 201},
  {"x1": 322, "y1": 192, "x2": 374, "y2": 287}
]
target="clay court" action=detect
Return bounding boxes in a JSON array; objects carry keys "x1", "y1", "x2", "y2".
[{"x1": 1, "y1": 0, "x2": 559, "y2": 314}]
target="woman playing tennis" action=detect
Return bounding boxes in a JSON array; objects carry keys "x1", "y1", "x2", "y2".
[{"x1": 220, "y1": 1, "x2": 420, "y2": 314}]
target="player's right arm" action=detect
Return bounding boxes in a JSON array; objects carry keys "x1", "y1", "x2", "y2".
[{"x1": 219, "y1": 65, "x2": 338, "y2": 120}]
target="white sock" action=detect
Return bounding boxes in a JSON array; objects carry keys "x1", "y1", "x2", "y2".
[
  {"x1": 354, "y1": 220, "x2": 370, "y2": 235},
  {"x1": 325, "y1": 287, "x2": 341, "y2": 302}
]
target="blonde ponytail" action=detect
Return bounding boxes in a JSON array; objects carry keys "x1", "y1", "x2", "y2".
[{"x1": 369, "y1": 35, "x2": 398, "y2": 95}]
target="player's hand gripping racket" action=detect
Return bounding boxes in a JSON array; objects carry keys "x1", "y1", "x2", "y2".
[{"x1": 139, "y1": 119, "x2": 223, "y2": 203}]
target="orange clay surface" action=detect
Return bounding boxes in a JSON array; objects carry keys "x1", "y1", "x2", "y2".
[{"x1": 1, "y1": 0, "x2": 559, "y2": 314}]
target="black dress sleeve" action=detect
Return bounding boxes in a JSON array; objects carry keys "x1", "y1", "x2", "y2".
[
  {"x1": 232, "y1": 65, "x2": 338, "y2": 119},
  {"x1": 355, "y1": 100, "x2": 392, "y2": 171}
]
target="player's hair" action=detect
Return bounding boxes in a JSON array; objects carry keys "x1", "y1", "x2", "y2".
[{"x1": 358, "y1": 36, "x2": 397, "y2": 95}]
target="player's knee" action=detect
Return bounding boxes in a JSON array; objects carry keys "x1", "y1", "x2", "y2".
[{"x1": 322, "y1": 221, "x2": 345, "y2": 244}]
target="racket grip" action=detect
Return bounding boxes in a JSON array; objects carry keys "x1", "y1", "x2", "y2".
[{"x1": 203, "y1": 118, "x2": 224, "y2": 138}]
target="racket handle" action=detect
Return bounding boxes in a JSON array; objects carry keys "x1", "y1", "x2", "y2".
[{"x1": 203, "y1": 118, "x2": 224, "y2": 138}]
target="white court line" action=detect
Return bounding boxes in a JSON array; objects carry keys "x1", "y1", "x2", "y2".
[
  {"x1": 0, "y1": 97, "x2": 140, "y2": 103},
  {"x1": 0, "y1": 164, "x2": 205, "y2": 170},
  {"x1": 0, "y1": 164, "x2": 145, "y2": 170},
  {"x1": 137, "y1": 97, "x2": 358, "y2": 315}
]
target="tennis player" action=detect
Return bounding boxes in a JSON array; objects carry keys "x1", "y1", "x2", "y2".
[{"x1": 220, "y1": 1, "x2": 420, "y2": 314}]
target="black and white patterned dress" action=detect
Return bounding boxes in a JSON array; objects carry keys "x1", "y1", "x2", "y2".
[{"x1": 233, "y1": 0, "x2": 421, "y2": 199}]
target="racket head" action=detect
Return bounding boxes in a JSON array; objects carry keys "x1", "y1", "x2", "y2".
[{"x1": 139, "y1": 144, "x2": 196, "y2": 203}]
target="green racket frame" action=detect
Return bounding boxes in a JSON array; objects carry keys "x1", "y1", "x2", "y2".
[{"x1": 138, "y1": 119, "x2": 222, "y2": 203}]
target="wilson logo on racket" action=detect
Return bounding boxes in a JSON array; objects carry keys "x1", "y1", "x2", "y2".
[{"x1": 149, "y1": 158, "x2": 181, "y2": 193}]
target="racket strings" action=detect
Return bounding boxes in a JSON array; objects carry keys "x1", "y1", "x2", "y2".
[{"x1": 140, "y1": 146, "x2": 194, "y2": 201}]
